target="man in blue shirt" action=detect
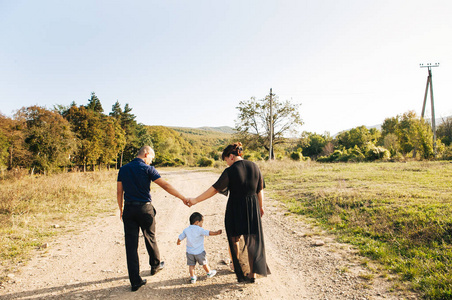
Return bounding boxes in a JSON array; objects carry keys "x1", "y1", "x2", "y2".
[{"x1": 117, "y1": 145, "x2": 188, "y2": 291}]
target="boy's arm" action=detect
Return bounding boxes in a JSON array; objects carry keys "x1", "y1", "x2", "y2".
[{"x1": 209, "y1": 229, "x2": 222, "y2": 236}]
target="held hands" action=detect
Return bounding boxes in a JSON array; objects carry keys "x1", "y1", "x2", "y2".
[
  {"x1": 180, "y1": 196, "x2": 198, "y2": 207},
  {"x1": 187, "y1": 197, "x2": 197, "y2": 207}
]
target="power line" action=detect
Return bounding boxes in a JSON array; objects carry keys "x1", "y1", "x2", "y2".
[{"x1": 419, "y1": 62, "x2": 440, "y2": 155}]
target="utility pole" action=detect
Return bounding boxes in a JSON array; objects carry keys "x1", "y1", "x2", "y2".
[
  {"x1": 269, "y1": 88, "x2": 274, "y2": 160},
  {"x1": 420, "y1": 63, "x2": 439, "y2": 155}
]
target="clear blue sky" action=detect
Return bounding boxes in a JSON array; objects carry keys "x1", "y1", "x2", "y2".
[{"x1": 1, "y1": 0, "x2": 451, "y2": 135}]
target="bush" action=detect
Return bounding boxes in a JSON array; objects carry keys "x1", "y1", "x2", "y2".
[
  {"x1": 440, "y1": 145, "x2": 452, "y2": 160},
  {"x1": 365, "y1": 145, "x2": 390, "y2": 161},
  {"x1": 290, "y1": 151, "x2": 302, "y2": 161},
  {"x1": 197, "y1": 157, "x2": 214, "y2": 167}
]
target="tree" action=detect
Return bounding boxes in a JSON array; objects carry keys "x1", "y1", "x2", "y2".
[
  {"x1": 235, "y1": 94, "x2": 303, "y2": 158},
  {"x1": 381, "y1": 111, "x2": 434, "y2": 158},
  {"x1": 297, "y1": 131, "x2": 331, "y2": 158},
  {"x1": 437, "y1": 117, "x2": 452, "y2": 146},
  {"x1": 15, "y1": 106, "x2": 76, "y2": 174},
  {"x1": 336, "y1": 126, "x2": 373, "y2": 151},
  {"x1": 86, "y1": 92, "x2": 104, "y2": 113},
  {"x1": 109, "y1": 102, "x2": 153, "y2": 166},
  {"x1": 98, "y1": 115, "x2": 126, "y2": 169},
  {"x1": 64, "y1": 105, "x2": 104, "y2": 171}
]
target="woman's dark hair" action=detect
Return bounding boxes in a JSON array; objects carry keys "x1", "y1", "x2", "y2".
[
  {"x1": 189, "y1": 212, "x2": 203, "y2": 225},
  {"x1": 222, "y1": 142, "x2": 243, "y2": 160}
]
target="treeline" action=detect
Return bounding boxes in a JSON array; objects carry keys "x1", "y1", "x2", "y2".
[
  {"x1": 288, "y1": 111, "x2": 452, "y2": 162},
  {"x1": 0, "y1": 93, "x2": 230, "y2": 175}
]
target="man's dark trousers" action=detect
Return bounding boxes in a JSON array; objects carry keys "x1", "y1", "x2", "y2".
[{"x1": 122, "y1": 202, "x2": 160, "y2": 286}]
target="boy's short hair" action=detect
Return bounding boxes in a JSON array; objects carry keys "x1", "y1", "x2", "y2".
[{"x1": 190, "y1": 212, "x2": 203, "y2": 225}]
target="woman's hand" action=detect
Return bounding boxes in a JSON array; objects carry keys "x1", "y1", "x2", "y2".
[{"x1": 188, "y1": 198, "x2": 197, "y2": 207}]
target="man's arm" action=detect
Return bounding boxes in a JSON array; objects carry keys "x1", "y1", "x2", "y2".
[
  {"x1": 154, "y1": 178, "x2": 187, "y2": 204},
  {"x1": 117, "y1": 181, "x2": 124, "y2": 220}
]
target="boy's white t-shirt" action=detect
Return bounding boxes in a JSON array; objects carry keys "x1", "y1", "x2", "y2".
[{"x1": 178, "y1": 224, "x2": 210, "y2": 255}]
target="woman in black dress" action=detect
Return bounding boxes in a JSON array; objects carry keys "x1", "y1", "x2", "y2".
[{"x1": 188, "y1": 142, "x2": 270, "y2": 283}]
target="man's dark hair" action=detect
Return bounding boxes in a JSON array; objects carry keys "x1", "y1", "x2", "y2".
[{"x1": 190, "y1": 212, "x2": 203, "y2": 225}]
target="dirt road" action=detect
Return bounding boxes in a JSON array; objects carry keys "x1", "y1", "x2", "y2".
[{"x1": 0, "y1": 170, "x2": 416, "y2": 299}]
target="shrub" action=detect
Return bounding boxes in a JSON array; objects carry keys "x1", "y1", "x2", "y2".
[
  {"x1": 197, "y1": 157, "x2": 214, "y2": 167},
  {"x1": 441, "y1": 145, "x2": 452, "y2": 160},
  {"x1": 290, "y1": 151, "x2": 302, "y2": 161},
  {"x1": 365, "y1": 145, "x2": 390, "y2": 161}
]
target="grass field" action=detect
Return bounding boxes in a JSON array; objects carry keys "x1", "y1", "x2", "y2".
[
  {"x1": 259, "y1": 160, "x2": 452, "y2": 299},
  {"x1": 1, "y1": 161, "x2": 451, "y2": 298}
]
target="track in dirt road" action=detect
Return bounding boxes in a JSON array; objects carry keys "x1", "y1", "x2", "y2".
[{"x1": 0, "y1": 170, "x2": 415, "y2": 299}]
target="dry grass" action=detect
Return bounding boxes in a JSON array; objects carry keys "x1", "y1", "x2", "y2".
[{"x1": 0, "y1": 170, "x2": 117, "y2": 281}]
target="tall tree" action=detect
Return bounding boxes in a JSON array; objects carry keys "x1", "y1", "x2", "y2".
[
  {"x1": 235, "y1": 95, "x2": 303, "y2": 158},
  {"x1": 63, "y1": 105, "x2": 104, "y2": 171},
  {"x1": 86, "y1": 92, "x2": 104, "y2": 113},
  {"x1": 15, "y1": 106, "x2": 76, "y2": 174}
]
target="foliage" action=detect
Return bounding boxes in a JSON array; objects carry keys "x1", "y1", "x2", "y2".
[
  {"x1": 85, "y1": 92, "x2": 104, "y2": 113},
  {"x1": 15, "y1": 106, "x2": 76, "y2": 174},
  {"x1": 382, "y1": 111, "x2": 434, "y2": 158},
  {"x1": 336, "y1": 125, "x2": 378, "y2": 151},
  {"x1": 297, "y1": 132, "x2": 332, "y2": 158},
  {"x1": 290, "y1": 151, "x2": 302, "y2": 161},
  {"x1": 146, "y1": 126, "x2": 192, "y2": 166},
  {"x1": 197, "y1": 157, "x2": 214, "y2": 167},
  {"x1": 440, "y1": 145, "x2": 452, "y2": 160},
  {"x1": 364, "y1": 143, "x2": 390, "y2": 161},
  {"x1": 235, "y1": 94, "x2": 303, "y2": 158},
  {"x1": 263, "y1": 160, "x2": 452, "y2": 299},
  {"x1": 109, "y1": 102, "x2": 152, "y2": 166},
  {"x1": 436, "y1": 117, "x2": 452, "y2": 146},
  {"x1": 63, "y1": 105, "x2": 105, "y2": 170}
]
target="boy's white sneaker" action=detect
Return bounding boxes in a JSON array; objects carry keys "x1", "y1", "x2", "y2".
[
  {"x1": 207, "y1": 270, "x2": 217, "y2": 278},
  {"x1": 190, "y1": 276, "x2": 197, "y2": 284}
]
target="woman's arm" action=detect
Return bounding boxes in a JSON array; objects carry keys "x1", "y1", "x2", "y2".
[
  {"x1": 258, "y1": 189, "x2": 264, "y2": 217},
  {"x1": 189, "y1": 186, "x2": 218, "y2": 206}
]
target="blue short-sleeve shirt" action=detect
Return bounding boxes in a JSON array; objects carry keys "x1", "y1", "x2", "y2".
[{"x1": 117, "y1": 158, "x2": 161, "y2": 203}]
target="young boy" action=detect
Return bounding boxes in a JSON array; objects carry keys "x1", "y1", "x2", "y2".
[{"x1": 177, "y1": 212, "x2": 222, "y2": 283}]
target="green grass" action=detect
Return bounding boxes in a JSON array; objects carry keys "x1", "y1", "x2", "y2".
[{"x1": 259, "y1": 160, "x2": 452, "y2": 299}]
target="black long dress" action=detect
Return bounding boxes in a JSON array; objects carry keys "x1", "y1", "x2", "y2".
[{"x1": 213, "y1": 159, "x2": 270, "y2": 282}]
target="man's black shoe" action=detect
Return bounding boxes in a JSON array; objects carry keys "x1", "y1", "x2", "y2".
[
  {"x1": 131, "y1": 279, "x2": 147, "y2": 292},
  {"x1": 151, "y1": 261, "x2": 165, "y2": 275}
]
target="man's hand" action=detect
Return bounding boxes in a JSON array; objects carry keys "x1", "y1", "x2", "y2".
[{"x1": 188, "y1": 198, "x2": 197, "y2": 207}]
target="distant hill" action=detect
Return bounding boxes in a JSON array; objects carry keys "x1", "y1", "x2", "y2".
[{"x1": 170, "y1": 126, "x2": 236, "y2": 135}]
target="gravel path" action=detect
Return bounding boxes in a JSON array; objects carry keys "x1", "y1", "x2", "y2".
[{"x1": 0, "y1": 170, "x2": 417, "y2": 299}]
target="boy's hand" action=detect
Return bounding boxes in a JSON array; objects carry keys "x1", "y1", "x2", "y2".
[
  {"x1": 177, "y1": 239, "x2": 181, "y2": 245},
  {"x1": 216, "y1": 229, "x2": 222, "y2": 235}
]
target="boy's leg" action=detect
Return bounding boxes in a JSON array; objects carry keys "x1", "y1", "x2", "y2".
[
  {"x1": 189, "y1": 265, "x2": 196, "y2": 277},
  {"x1": 202, "y1": 264, "x2": 211, "y2": 274}
]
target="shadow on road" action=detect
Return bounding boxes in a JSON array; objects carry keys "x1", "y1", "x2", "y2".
[{"x1": 1, "y1": 269, "x2": 244, "y2": 299}]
